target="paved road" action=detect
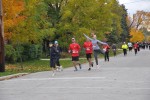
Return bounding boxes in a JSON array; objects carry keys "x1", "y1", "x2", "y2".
[{"x1": 0, "y1": 49, "x2": 150, "y2": 100}]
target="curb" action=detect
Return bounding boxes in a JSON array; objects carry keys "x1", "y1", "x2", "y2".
[{"x1": 0, "y1": 73, "x2": 29, "y2": 81}]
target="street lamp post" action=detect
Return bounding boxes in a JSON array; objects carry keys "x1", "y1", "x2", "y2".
[{"x1": 0, "y1": 0, "x2": 5, "y2": 72}]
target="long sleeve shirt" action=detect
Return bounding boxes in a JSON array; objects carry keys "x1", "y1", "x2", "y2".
[{"x1": 83, "y1": 34, "x2": 107, "y2": 50}]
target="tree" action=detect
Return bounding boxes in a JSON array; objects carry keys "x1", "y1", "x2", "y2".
[
  {"x1": 130, "y1": 28, "x2": 145, "y2": 43},
  {"x1": 120, "y1": 4, "x2": 130, "y2": 42},
  {"x1": 3, "y1": 0, "x2": 25, "y2": 43},
  {"x1": 11, "y1": 0, "x2": 51, "y2": 44},
  {"x1": 59, "y1": 0, "x2": 113, "y2": 44}
]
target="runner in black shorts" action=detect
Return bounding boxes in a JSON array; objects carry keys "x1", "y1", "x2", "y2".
[
  {"x1": 72, "y1": 56, "x2": 79, "y2": 61},
  {"x1": 69, "y1": 38, "x2": 81, "y2": 71},
  {"x1": 83, "y1": 38, "x2": 93, "y2": 71}
]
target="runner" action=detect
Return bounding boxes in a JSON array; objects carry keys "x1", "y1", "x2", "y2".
[
  {"x1": 102, "y1": 43, "x2": 110, "y2": 62},
  {"x1": 133, "y1": 42, "x2": 138, "y2": 55},
  {"x1": 112, "y1": 44, "x2": 117, "y2": 57},
  {"x1": 83, "y1": 38, "x2": 93, "y2": 71},
  {"x1": 68, "y1": 38, "x2": 82, "y2": 71},
  {"x1": 49, "y1": 42, "x2": 59, "y2": 76},
  {"x1": 122, "y1": 42, "x2": 128, "y2": 56},
  {"x1": 83, "y1": 33, "x2": 107, "y2": 69},
  {"x1": 54, "y1": 41, "x2": 63, "y2": 72},
  {"x1": 128, "y1": 42, "x2": 133, "y2": 52}
]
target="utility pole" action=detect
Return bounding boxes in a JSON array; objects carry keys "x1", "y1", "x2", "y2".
[{"x1": 0, "y1": 0, "x2": 5, "y2": 72}]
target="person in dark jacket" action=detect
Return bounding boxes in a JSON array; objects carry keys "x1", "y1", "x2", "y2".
[
  {"x1": 112, "y1": 44, "x2": 117, "y2": 57},
  {"x1": 54, "y1": 41, "x2": 63, "y2": 72},
  {"x1": 133, "y1": 42, "x2": 138, "y2": 55},
  {"x1": 49, "y1": 42, "x2": 59, "y2": 76}
]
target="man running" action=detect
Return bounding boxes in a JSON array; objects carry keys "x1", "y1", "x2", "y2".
[
  {"x1": 133, "y1": 42, "x2": 138, "y2": 55},
  {"x1": 83, "y1": 38, "x2": 93, "y2": 71},
  {"x1": 102, "y1": 43, "x2": 110, "y2": 62},
  {"x1": 49, "y1": 42, "x2": 59, "y2": 76},
  {"x1": 122, "y1": 42, "x2": 128, "y2": 56},
  {"x1": 54, "y1": 41, "x2": 63, "y2": 71},
  {"x1": 68, "y1": 38, "x2": 81, "y2": 71}
]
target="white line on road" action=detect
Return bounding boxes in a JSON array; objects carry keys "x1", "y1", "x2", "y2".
[
  {"x1": 18, "y1": 77, "x2": 106, "y2": 81},
  {"x1": 38, "y1": 87, "x2": 150, "y2": 90}
]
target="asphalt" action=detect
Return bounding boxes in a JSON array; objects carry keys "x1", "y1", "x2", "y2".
[{"x1": 0, "y1": 49, "x2": 150, "y2": 100}]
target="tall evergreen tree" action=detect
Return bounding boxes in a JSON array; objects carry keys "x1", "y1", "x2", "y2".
[{"x1": 120, "y1": 4, "x2": 130, "y2": 42}]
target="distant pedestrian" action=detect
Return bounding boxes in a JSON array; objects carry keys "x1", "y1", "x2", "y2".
[
  {"x1": 128, "y1": 42, "x2": 133, "y2": 52},
  {"x1": 83, "y1": 38, "x2": 93, "y2": 71},
  {"x1": 84, "y1": 33, "x2": 107, "y2": 69},
  {"x1": 112, "y1": 44, "x2": 117, "y2": 57},
  {"x1": 133, "y1": 42, "x2": 138, "y2": 55},
  {"x1": 102, "y1": 44, "x2": 110, "y2": 62},
  {"x1": 137, "y1": 42, "x2": 140, "y2": 51},
  {"x1": 54, "y1": 41, "x2": 63, "y2": 71},
  {"x1": 68, "y1": 38, "x2": 82, "y2": 71},
  {"x1": 122, "y1": 42, "x2": 128, "y2": 56}
]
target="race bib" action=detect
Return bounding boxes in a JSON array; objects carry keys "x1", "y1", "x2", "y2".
[
  {"x1": 103, "y1": 48, "x2": 106, "y2": 52},
  {"x1": 86, "y1": 48, "x2": 90, "y2": 51},
  {"x1": 72, "y1": 50, "x2": 78, "y2": 53}
]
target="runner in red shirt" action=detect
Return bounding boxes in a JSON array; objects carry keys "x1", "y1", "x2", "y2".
[
  {"x1": 83, "y1": 38, "x2": 93, "y2": 71},
  {"x1": 102, "y1": 44, "x2": 110, "y2": 62},
  {"x1": 68, "y1": 38, "x2": 81, "y2": 71}
]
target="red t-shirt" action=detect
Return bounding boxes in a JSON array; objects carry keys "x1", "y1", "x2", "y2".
[
  {"x1": 134, "y1": 43, "x2": 138, "y2": 49},
  {"x1": 83, "y1": 41, "x2": 93, "y2": 54},
  {"x1": 102, "y1": 45, "x2": 110, "y2": 52},
  {"x1": 68, "y1": 43, "x2": 80, "y2": 57}
]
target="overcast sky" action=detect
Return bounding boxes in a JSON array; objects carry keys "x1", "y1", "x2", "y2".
[{"x1": 118, "y1": 0, "x2": 150, "y2": 15}]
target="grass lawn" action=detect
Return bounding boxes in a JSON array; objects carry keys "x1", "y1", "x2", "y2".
[
  {"x1": 0, "y1": 50, "x2": 122, "y2": 77},
  {"x1": 0, "y1": 58, "x2": 87, "y2": 77}
]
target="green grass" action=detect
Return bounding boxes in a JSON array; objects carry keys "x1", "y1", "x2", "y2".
[
  {"x1": 0, "y1": 50, "x2": 122, "y2": 77},
  {"x1": 0, "y1": 59, "x2": 87, "y2": 77}
]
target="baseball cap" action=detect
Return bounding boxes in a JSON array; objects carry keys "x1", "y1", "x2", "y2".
[
  {"x1": 54, "y1": 41, "x2": 58, "y2": 44},
  {"x1": 72, "y1": 38, "x2": 75, "y2": 40}
]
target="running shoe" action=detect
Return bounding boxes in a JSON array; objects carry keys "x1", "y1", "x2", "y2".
[
  {"x1": 74, "y1": 67, "x2": 78, "y2": 71},
  {"x1": 52, "y1": 72, "x2": 55, "y2": 76},
  {"x1": 59, "y1": 66, "x2": 63, "y2": 71},
  {"x1": 91, "y1": 62, "x2": 93, "y2": 67},
  {"x1": 88, "y1": 68, "x2": 91, "y2": 71}
]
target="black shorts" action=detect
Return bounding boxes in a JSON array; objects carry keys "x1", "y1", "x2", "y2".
[
  {"x1": 86, "y1": 53, "x2": 92, "y2": 60},
  {"x1": 50, "y1": 58, "x2": 57, "y2": 68},
  {"x1": 72, "y1": 56, "x2": 79, "y2": 61}
]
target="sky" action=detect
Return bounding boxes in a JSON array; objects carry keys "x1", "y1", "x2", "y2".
[{"x1": 118, "y1": 0, "x2": 150, "y2": 15}]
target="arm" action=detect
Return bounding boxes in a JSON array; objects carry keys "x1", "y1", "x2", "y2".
[
  {"x1": 97, "y1": 40, "x2": 107, "y2": 45},
  {"x1": 83, "y1": 33, "x2": 93, "y2": 41}
]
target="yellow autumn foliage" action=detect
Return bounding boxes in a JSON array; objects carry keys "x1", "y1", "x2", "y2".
[
  {"x1": 130, "y1": 28, "x2": 145, "y2": 42},
  {"x1": 3, "y1": 0, "x2": 25, "y2": 41}
]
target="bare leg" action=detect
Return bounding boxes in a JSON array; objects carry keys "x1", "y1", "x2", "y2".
[{"x1": 72, "y1": 61, "x2": 78, "y2": 71}]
